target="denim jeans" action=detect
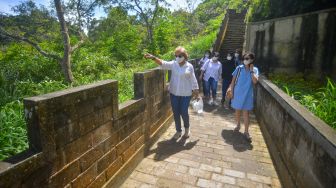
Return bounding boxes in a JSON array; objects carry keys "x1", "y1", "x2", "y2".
[
  {"x1": 222, "y1": 78, "x2": 232, "y2": 100},
  {"x1": 204, "y1": 77, "x2": 218, "y2": 98},
  {"x1": 170, "y1": 94, "x2": 192, "y2": 132}
]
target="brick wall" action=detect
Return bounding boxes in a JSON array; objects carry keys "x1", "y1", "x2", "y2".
[
  {"x1": 255, "y1": 76, "x2": 336, "y2": 188},
  {"x1": 0, "y1": 68, "x2": 173, "y2": 188}
]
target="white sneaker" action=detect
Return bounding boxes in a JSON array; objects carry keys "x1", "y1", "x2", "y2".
[
  {"x1": 208, "y1": 98, "x2": 213, "y2": 105},
  {"x1": 173, "y1": 132, "x2": 182, "y2": 139},
  {"x1": 183, "y1": 128, "x2": 190, "y2": 138}
]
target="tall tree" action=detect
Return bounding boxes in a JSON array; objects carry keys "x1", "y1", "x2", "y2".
[
  {"x1": 0, "y1": 0, "x2": 103, "y2": 83},
  {"x1": 54, "y1": 0, "x2": 74, "y2": 83},
  {"x1": 109, "y1": 0, "x2": 168, "y2": 52}
]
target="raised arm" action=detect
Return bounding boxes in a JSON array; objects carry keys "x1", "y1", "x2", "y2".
[
  {"x1": 144, "y1": 53, "x2": 163, "y2": 65},
  {"x1": 249, "y1": 64, "x2": 259, "y2": 84}
]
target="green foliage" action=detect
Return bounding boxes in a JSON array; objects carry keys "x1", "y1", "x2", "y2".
[
  {"x1": 0, "y1": 0, "x2": 226, "y2": 161},
  {"x1": 194, "y1": 0, "x2": 229, "y2": 23},
  {"x1": 0, "y1": 100, "x2": 27, "y2": 160},
  {"x1": 270, "y1": 73, "x2": 336, "y2": 128},
  {"x1": 187, "y1": 31, "x2": 217, "y2": 59},
  {"x1": 246, "y1": 0, "x2": 270, "y2": 22}
]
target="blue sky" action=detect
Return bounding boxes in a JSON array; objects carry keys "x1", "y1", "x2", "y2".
[{"x1": 0, "y1": 0, "x2": 202, "y2": 18}]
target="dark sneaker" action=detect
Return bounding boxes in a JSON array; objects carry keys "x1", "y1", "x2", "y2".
[{"x1": 173, "y1": 132, "x2": 182, "y2": 139}]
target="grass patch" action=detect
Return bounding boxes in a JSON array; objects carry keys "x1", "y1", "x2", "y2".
[{"x1": 269, "y1": 73, "x2": 336, "y2": 128}]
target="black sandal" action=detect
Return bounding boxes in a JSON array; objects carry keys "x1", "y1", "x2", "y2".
[{"x1": 244, "y1": 132, "x2": 252, "y2": 142}]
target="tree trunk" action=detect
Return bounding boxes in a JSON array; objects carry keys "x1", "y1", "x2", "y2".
[
  {"x1": 147, "y1": 25, "x2": 153, "y2": 44},
  {"x1": 54, "y1": 0, "x2": 74, "y2": 83}
]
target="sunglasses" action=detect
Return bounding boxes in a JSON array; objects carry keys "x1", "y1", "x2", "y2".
[
  {"x1": 175, "y1": 55, "x2": 183, "y2": 58},
  {"x1": 244, "y1": 58, "x2": 250, "y2": 60}
]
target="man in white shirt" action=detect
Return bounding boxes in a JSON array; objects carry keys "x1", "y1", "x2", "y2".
[{"x1": 144, "y1": 46, "x2": 200, "y2": 139}]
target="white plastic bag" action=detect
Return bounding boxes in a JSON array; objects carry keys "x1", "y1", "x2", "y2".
[{"x1": 192, "y1": 98, "x2": 203, "y2": 114}]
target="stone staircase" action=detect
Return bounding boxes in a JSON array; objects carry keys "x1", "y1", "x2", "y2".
[{"x1": 215, "y1": 9, "x2": 247, "y2": 60}]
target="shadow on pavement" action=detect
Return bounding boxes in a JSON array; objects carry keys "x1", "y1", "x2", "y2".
[
  {"x1": 147, "y1": 137, "x2": 199, "y2": 161},
  {"x1": 221, "y1": 129, "x2": 253, "y2": 152}
]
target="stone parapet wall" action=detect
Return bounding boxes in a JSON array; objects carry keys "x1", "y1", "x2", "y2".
[
  {"x1": 245, "y1": 8, "x2": 336, "y2": 80},
  {"x1": 255, "y1": 76, "x2": 336, "y2": 188},
  {"x1": 0, "y1": 68, "x2": 173, "y2": 188}
]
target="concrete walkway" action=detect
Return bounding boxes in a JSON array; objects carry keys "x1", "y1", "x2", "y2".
[{"x1": 121, "y1": 100, "x2": 281, "y2": 188}]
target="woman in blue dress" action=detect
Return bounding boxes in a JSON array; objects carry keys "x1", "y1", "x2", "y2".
[{"x1": 227, "y1": 52, "x2": 259, "y2": 142}]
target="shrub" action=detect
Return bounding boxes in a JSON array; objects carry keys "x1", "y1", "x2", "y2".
[{"x1": 270, "y1": 73, "x2": 336, "y2": 128}]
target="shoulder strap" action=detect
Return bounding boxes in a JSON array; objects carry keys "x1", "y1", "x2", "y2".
[{"x1": 234, "y1": 67, "x2": 241, "y2": 86}]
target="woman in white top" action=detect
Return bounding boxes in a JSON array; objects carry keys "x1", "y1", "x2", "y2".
[
  {"x1": 199, "y1": 52, "x2": 222, "y2": 105},
  {"x1": 198, "y1": 50, "x2": 211, "y2": 96},
  {"x1": 144, "y1": 46, "x2": 200, "y2": 139}
]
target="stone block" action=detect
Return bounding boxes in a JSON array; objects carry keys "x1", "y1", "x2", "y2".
[
  {"x1": 134, "y1": 135, "x2": 145, "y2": 149},
  {"x1": 92, "y1": 121, "x2": 114, "y2": 146},
  {"x1": 116, "y1": 137, "x2": 130, "y2": 156},
  {"x1": 103, "y1": 133, "x2": 119, "y2": 153},
  {"x1": 49, "y1": 160, "x2": 81, "y2": 187},
  {"x1": 118, "y1": 99, "x2": 145, "y2": 119},
  {"x1": 122, "y1": 145, "x2": 136, "y2": 163},
  {"x1": 52, "y1": 149, "x2": 67, "y2": 173},
  {"x1": 53, "y1": 104, "x2": 78, "y2": 130},
  {"x1": 87, "y1": 172, "x2": 106, "y2": 188},
  {"x1": 64, "y1": 133, "x2": 93, "y2": 163},
  {"x1": 211, "y1": 173, "x2": 236, "y2": 185},
  {"x1": 94, "y1": 106, "x2": 113, "y2": 126},
  {"x1": 55, "y1": 121, "x2": 81, "y2": 149},
  {"x1": 134, "y1": 73, "x2": 145, "y2": 98},
  {"x1": 79, "y1": 142, "x2": 105, "y2": 172},
  {"x1": 130, "y1": 127, "x2": 143, "y2": 144},
  {"x1": 197, "y1": 178, "x2": 223, "y2": 188},
  {"x1": 71, "y1": 163, "x2": 97, "y2": 188},
  {"x1": 79, "y1": 113, "x2": 96, "y2": 136},
  {"x1": 105, "y1": 157, "x2": 123, "y2": 179},
  {"x1": 97, "y1": 148, "x2": 117, "y2": 174},
  {"x1": 77, "y1": 100, "x2": 95, "y2": 117}
]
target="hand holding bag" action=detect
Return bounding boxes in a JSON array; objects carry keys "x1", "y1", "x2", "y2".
[{"x1": 226, "y1": 67, "x2": 241, "y2": 100}]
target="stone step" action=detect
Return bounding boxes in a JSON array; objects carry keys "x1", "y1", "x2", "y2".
[{"x1": 223, "y1": 39, "x2": 244, "y2": 41}]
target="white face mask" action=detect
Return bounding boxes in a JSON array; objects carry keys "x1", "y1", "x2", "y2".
[
  {"x1": 176, "y1": 56, "x2": 185, "y2": 64},
  {"x1": 205, "y1": 54, "x2": 209, "y2": 58},
  {"x1": 234, "y1": 53, "x2": 239, "y2": 58},
  {"x1": 227, "y1": 56, "x2": 232, "y2": 60},
  {"x1": 212, "y1": 57, "x2": 218, "y2": 61},
  {"x1": 243, "y1": 59, "x2": 251, "y2": 65}
]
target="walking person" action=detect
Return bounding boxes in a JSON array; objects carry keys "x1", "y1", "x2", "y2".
[
  {"x1": 227, "y1": 52, "x2": 259, "y2": 142},
  {"x1": 221, "y1": 53, "x2": 236, "y2": 107},
  {"x1": 199, "y1": 50, "x2": 211, "y2": 67},
  {"x1": 198, "y1": 50, "x2": 211, "y2": 97},
  {"x1": 234, "y1": 49, "x2": 242, "y2": 67},
  {"x1": 144, "y1": 46, "x2": 200, "y2": 139},
  {"x1": 199, "y1": 52, "x2": 222, "y2": 106}
]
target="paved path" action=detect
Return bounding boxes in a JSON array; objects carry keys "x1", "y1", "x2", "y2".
[{"x1": 121, "y1": 100, "x2": 281, "y2": 188}]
